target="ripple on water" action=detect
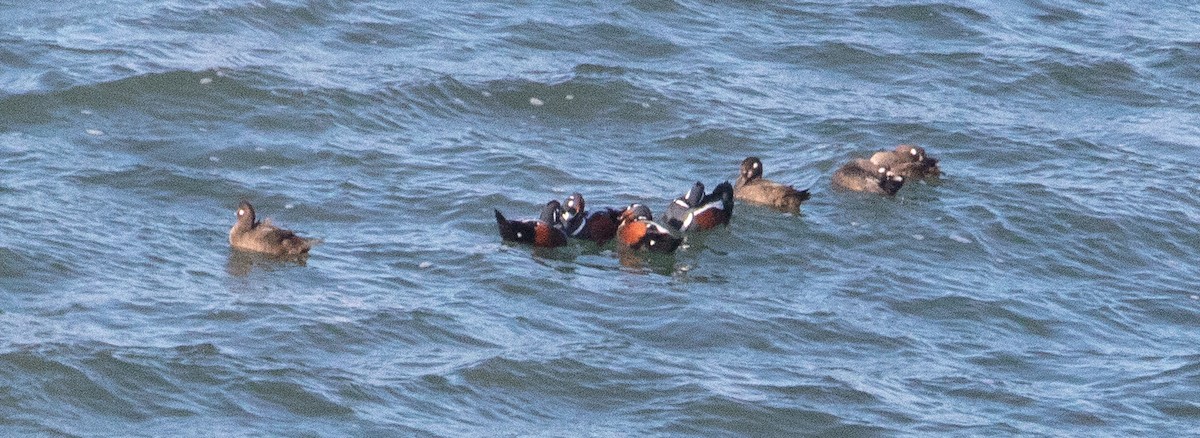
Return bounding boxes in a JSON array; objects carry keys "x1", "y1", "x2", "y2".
[
  {"x1": 859, "y1": 4, "x2": 992, "y2": 40},
  {"x1": 658, "y1": 393, "x2": 892, "y2": 436},
  {"x1": 73, "y1": 164, "x2": 243, "y2": 203},
  {"x1": 502, "y1": 20, "x2": 686, "y2": 60},
  {"x1": 3, "y1": 0, "x2": 1200, "y2": 436}
]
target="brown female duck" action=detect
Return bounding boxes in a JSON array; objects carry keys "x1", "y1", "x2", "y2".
[
  {"x1": 831, "y1": 159, "x2": 905, "y2": 195},
  {"x1": 229, "y1": 200, "x2": 315, "y2": 256},
  {"x1": 869, "y1": 144, "x2": 940, "y2": 179},
  {"x1": 734, "y1": 157, "x2": 811, "y2": 211}
]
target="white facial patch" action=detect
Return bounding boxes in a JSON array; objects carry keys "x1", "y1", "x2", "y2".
[
  {"x1": 516, "y1": 232, "x2": 523, "y2": 239},
  {"x1": 752, "y1": 162, "x2": 760, "y2": 169},
  {"x1": 238, "y1": 209, "x2": 245, "y2": 216},
  {"x1": 910, "y1": 148, "x2": 918, "y2": 156},
  {"x1": 878, "y1": 167, "x2": 887, "y2": 174}
]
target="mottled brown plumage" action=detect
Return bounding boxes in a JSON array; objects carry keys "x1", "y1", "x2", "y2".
[
  {"x1": 869, "y1": 144, "x2": 940, "y2": 179},
  {"x1": 831, "y1": 159, "x2": 905, "y2": 195},
  {"x1": 734, "y1": 157, "x2": 811, "y2": 212},
  {"x1": 229, "y1": 200, "x2": 315, "y2": 256}
]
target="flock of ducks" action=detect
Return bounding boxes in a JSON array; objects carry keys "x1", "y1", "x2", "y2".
[
  {"x1": 490, "y1": 144, "x2": 940, "y2": 254},
  {"x1": 227, "y1": 145, "x2": 940, "y2": 258}
]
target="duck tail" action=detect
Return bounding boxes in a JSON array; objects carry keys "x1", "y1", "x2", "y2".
[{"x1": 495, "y1": 209, "x2": 516, "y2": 241}]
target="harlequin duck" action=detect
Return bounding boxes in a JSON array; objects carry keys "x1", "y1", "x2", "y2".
[
  {"x1": 229, "y1": 200, "x2": 315, "y2": 256},
  {"x1": 870, "y1": 144, "x2": 939, "y2": 179},
  {"x1": 560, "y1": 192, "x2": 621, "y2": 245},
  {"x1": 734, "y1": 157, "x2": 811, "y2": 211},
  {"x1": 494, "y1": 200, "x2": 569, "y2": 248},
  {"x1": 616, "y1": 204, "x2": 682, "y2": 253},
  {"x1": 831, "y1": 159, "x2": 905, "y2": 195},
  {"x1": 663, "y1": 181, "x2": 734, "y2": 232},
  {"x1": 664, "y1": 182, "x2": 705, "y2": 229}
]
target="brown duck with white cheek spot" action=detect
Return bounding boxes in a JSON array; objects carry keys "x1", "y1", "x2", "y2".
[
  {"x1": 229, "y1": 200, "x2": 315, "y2": 256},
  {"x1": 831, "y1": 159, "x2": 905, "y2": 195},
  {"x1": 734, "y1": 157, "x2": 811, "y2": 212},
  {"x1": 869, "y1": 144, "x2": 940, "y2": 179}
]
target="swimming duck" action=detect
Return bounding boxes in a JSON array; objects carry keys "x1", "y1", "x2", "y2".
[
  {"x1": 616, "y1": 204, "x2": 682, "y2": 253},
  {"x1": 831, "y1": 159, "x2": 905, "y2": 195},
  {"x1": 495, "y1": 200, "x2": 569, "y2": 248},
  {"x1": 869, "y1": 144, "x2": 940, "y2": 179},
  {"x1": 664, "y1": 181, "x2": 734, "y2": 232},
  {"x1": 734, "y1": 157, "x2": 811, "y2": 211},
  {"x1": 560, "y1": 192, "x2": 621, "y2": 245},
  {"x1": 664, "y1": 182, "x2": 705, "y2": 229},
  {"x1": 229, "y1": 200, "x2": 315, "y2": 256}
]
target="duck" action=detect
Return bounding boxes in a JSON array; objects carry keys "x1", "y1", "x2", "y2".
[
  {"x1": 734, "y1": 157, "x2": 811, "y2": 211},
  {"x1": 616, "y1": 203, "x2": 682, "y2": 253},
  {"x1": 831, "y1": 159, "x2": 905, "y2": 195},
  {"x1": 664, "y1": 182, "x2": 705, "y2": 229},
  {"x1": 495, "y1": 200, "x2": 569, "y2": 248},
  {"x1": 229, "y1": 200, "x2": 315, "y2": 256},
  {"x1": 869, "y1": 144, "x2": 939, "y2": 179},
  {"x1": 663, "y1": 181, "x2": 734, "y2": 232},
  {"x1": 560, "y1": 192, "x2": 621, "y2": 245}
]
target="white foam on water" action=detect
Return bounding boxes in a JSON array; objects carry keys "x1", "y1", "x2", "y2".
[
  {"x1": 85, "y1": 129, "x2": 103, "y2": 136},
  {"x1": 529, "y1": 97, "x2": 544, "y2": 106}
]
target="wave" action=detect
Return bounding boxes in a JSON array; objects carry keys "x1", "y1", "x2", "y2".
[
  {"x1": 859, "y1": 3, "x2": 992, "y2": 39},
  {"x1": 502, "y1": 20, "x2": 685, "y2": 60}
]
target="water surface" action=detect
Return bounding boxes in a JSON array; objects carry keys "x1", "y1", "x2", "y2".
[{"x1": 2, "y1": 0, "x2": 1200, "y2": 436}]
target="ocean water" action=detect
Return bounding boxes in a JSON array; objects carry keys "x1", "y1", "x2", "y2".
[{"x1": 3, "y1": 0, "x2": 1200, "y2": 435}]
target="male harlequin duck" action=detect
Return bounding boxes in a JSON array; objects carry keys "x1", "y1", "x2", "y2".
[
  {"x1": 870, "y1": 144, "x2": 940, "y2": 179},
  {"x1": 734, "y1": 157, "x2": 811, "y2": 211},
  {"x1": 664, "y1": 182, "x2": 705, "y2": 228},
  {"x1": 560, "y1": 192, "x2": 621, "y2": 245},
  {"x1": 831, "y1": 159, "x2": 905, "y2": 195},
  {"x1": 616, "y1": 204, "x2": 682, "y2": 253},
  {"x1": 494, "y1": 200, "x2": 569, "y2": 248},
  {"x1": 229, "y1": 200, "x2": 315, "y2": 256},
  {"x1": 663, "y1": 181, "x2": 734, "y2": 232}
]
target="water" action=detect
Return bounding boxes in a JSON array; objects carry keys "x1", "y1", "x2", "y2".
[{"x1": 2, "y1": 0, "x2": 1200, "y2": 435}]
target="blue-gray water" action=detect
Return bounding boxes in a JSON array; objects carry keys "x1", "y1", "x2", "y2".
[{"x1": 3, "y1": 1, "x2": 1200, "y2": 436}]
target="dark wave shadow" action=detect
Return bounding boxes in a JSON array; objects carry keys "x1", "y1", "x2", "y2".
[{"x1": 225, "y1": 250, "x2": 309, "y2": 277}]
